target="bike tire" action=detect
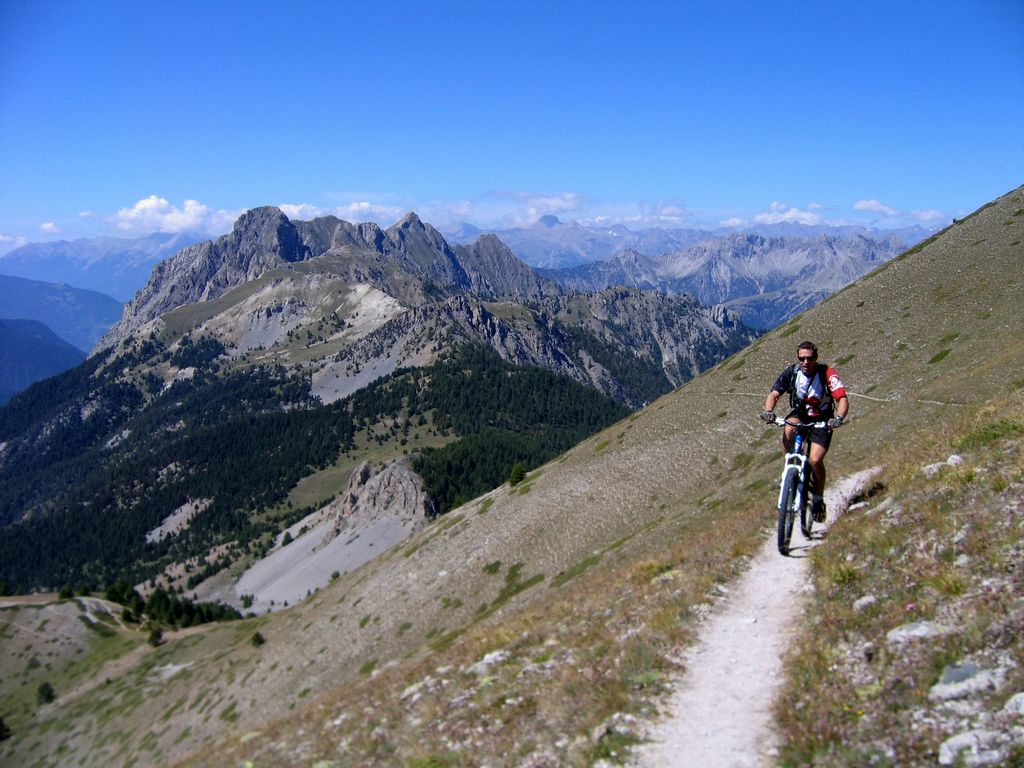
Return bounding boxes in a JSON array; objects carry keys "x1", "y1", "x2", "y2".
[
  {"x1": 799, "y1": 475, "x2": 812, "y2": 538},
  {"x1": 777, "y1": 467, "x2": 799, "y2": 555}
]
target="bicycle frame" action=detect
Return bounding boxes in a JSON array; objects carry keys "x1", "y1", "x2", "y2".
[{"x1": 768, "y1": 416, "x2": 831, "y2": 555}]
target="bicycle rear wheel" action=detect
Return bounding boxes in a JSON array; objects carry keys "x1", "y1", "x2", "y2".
[{"x1": 777, "y1": 467, "x2": 799, "y2": 555}]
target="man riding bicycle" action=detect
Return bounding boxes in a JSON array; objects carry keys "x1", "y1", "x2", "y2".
[{"x1": 761, "y1": 341, "x2": 849, "y2": 522}]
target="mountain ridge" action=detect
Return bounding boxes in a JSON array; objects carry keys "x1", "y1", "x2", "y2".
[
  {"x1": 540, "y1": 230, "x2": 909, "y2": 328},
  {"x1": 444, "y1": 217, "x2": 932, "y2": 269},
  {"x1": 96, "y1": 207, "x2": 751, "y2": 409}
]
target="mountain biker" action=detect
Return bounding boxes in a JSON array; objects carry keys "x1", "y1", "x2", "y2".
[{"x1": 760, "y1": 341, "x2": 849, "y2": 522}]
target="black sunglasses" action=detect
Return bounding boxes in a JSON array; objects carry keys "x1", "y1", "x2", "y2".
[{"x1": 797, "y1": 355, "x2": 816, "y2": 361}]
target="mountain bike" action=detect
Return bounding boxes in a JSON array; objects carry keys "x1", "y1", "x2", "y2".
[{"x1": 763, "y1": 416, "x2": 837, "y2": 556}]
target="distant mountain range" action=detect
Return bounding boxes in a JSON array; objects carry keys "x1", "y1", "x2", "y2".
[
  {"x1": 0, "y1": 206, "x2": 931, "y2": 591},
  {"x1": 538, "y1": 231, "x2": 910, "y2": 329},
  {"x1": 444, "y1": 214, "x2": 932, "y2": 270},
  {"x1": 0, "y1": 274, "x2": 123, "y2": 352},
  {"x1": 0, "y1": 319, "x2": 86, "y2": 404},
  {"x1": 0, "y1": 231, "x2": 205, "y2": 301}
]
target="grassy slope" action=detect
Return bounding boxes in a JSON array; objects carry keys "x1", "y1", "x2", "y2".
[
  {"x1": 778, "y1": 394, "x2": 1024, "y2": 766},
  {"x1": 2, "y1": 186, "x2": 1021, "y2": 767}
]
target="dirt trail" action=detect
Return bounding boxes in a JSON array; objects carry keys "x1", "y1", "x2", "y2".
[{"x1": 632, "y1": 468, "x2": 880, "y2": 768}]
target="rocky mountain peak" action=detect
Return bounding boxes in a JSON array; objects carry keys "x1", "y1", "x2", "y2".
[
  {"x1": 228, "y1": 206, "x2": 309, "y2": 264},
  {"x1": 393, "y1": 211, "x2": 424, "y2": 228},
  {"x1": 614, "y1": 248, "x2": 647, "y2": 265},
  {"x1": 537, "y1": 214, "x2": 561, "y2": 228},
  {"x1": 385, "y1": 211, "x2": 450, "y2": 252}
]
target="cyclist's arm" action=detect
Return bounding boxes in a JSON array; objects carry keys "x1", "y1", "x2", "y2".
[
  {"x1": 834, "y1": 394, "x2": 849, "y2": 420},
  {"x1": 764, "y1": 389, "x2": 783, "y2": 413}
]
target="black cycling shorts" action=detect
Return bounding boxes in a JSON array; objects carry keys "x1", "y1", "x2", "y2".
[{"x1": 785, "y1": 410, "x2": 833, "y2": 449}]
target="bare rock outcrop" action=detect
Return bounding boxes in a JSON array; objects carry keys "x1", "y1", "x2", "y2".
[{"x1": 317, "y1": 457, "x2": 435, "y2": 550}]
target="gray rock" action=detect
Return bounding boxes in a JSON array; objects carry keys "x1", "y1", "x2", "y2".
[
  {"x1": 853, "y1": 594, "x2": 877, "y2": 612},
  {"x1": 1002, "y1": 692, "x2": 1024, "y2": 715},
  {"x1": 886, "y1": 620, "x2": 951, "y2": 644},
  {"x1": 929, "y1": 663, "x2": 1006, "y2": 701},
  {"x1": 317, "y1": 457, "x2": 434, "y2": 550},
  {"x1": 468, "y1": 650, "x2": 510, "y2": 676},
  {"x1": 937, "y1": 729, "x2": 1005, "y2": 766}
]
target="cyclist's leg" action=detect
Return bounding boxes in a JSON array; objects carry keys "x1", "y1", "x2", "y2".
[
  {"x1": 806, "y1": 425, "x2": 833, "y2": 495},
  {"x1": 808, "y1": 442, "x2": 827, "y2": 495},
  {"x1": 781, "y1": 409, "x2": 801, "y2": 452},
  {"x1": 781, "y1": 424, "x2": 796, "y2": 452}
]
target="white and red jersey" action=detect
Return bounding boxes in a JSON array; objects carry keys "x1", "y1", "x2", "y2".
[
  {"x1": 772, "y1": 364, "x2": 847, "y2": 419},
  {"x1": 796, "y1": 365, "x2": 845, "y2": 417}
]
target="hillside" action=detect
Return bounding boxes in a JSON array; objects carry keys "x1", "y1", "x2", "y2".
[
  {"x1": 0, "y1": 319, "x2": 86, "y2": 404},
  {"x1": 0, "y1": 185, "x2": 1020, "y2": 767}
]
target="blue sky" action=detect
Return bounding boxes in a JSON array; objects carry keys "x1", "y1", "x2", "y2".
[{"x1": 1, "y1": 0, "x2": 1021, "y2": 252}]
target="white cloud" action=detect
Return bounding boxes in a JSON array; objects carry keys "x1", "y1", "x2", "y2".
[
  {"x1": 752, "y1": 203, "x2": 823, "y2": 226},
  {"x1": 331, "y1": 201, "x2": 404, "y2": 222},
  {"x1": 78, "y1": 210, "x2": 95, "y2": 219},
  {"x1": 115, "y1": 195, "x2": 238, "y2": 234},
  {"x1": 277, "y1": 201, "x2": 406, "y2": 225},
  {"x1": 0, "y1": 233, "x2": 28, "y2": 255},
  {"x1": 909, "y1": 208, "x2": 947, "y2": 224},
  {"x1": 418, "y1": 200, "x2": 477, "y2": 230},
  {"x1": 40, "y1": 222, "x2": 60, "y2": 233},
  {"x1": 522, "y1": 192, "x2": 581, "y2": 221},
  {"x1": 650, "y1": 200, "x2": 689, "y2": 225},
  {"x1": 278, "y1": 203, "x2": 326, "y2": 220},
  {"x1": 854, "y1": 199, "x2": 899, "y2": 217},
  {"x1": 719, "y1": 217, "x2": 746, "y2": 228},
  {"x1": 474, "y1": 191, "x2": 586, "y2": 227}
]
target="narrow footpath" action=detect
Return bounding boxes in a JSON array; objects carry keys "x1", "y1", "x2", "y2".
[{"x1": 632, "y1": 469, "x2": 880, "y2": 768}]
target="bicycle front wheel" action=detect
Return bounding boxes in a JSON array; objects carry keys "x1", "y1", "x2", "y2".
[
  {"x1": 777, "y1": 467, "x2": 799, "y2": 555},
  {"x1": 799, "y1": 474, "x2": 812, "y2": 538}
]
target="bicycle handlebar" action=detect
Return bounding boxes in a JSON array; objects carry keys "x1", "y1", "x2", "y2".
[{"x1": 764, "y1": 415, "x2": 835, "y2": 429}]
